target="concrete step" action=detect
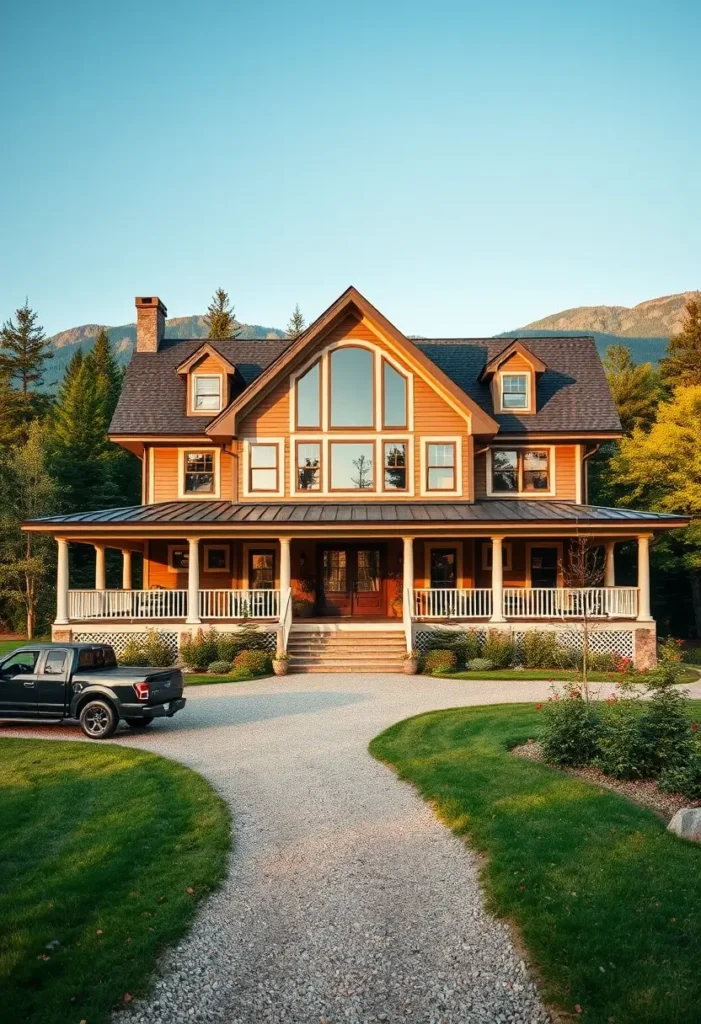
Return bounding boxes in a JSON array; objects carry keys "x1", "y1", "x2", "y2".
[{"x1": 289, "y1": 663, "x2": 405, "y2": 674}]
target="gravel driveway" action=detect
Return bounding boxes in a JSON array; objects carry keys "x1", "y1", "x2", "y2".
[{"x1": 8, "y1": 672, "x2": 697, "y2": 1023}]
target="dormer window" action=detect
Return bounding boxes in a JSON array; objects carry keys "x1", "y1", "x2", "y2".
[
  {"x1": 500, "y1": 373, "x2": 528, "y2": 410},
  {"x1": 193, "y1": 374, "x2": 222, "y2": 412}
]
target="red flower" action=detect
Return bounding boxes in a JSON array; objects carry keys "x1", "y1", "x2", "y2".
[
  {"x1": 692, "y1": 721, "x2": 699, "y2": 733},
  {"x1": 535, "y1": 703, "x2": 543, "y2": 710},
  {"x1": 569, "y1": 689, "x2": 581, "y2": 699}
]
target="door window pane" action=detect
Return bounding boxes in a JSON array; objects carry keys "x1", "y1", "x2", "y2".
[
  {"x1": 184, "y1": 452, "x2": 215, "y2": 493},
  {"x1": 383, "y1": 442, "x2": 407, "y2": 490},
  {"x1": 492, "y1": 450, "x2": 518, "y2": 492},
  {"x1": 523, "y1": 450, "x2": 549, "y2": 491},
  {"x1": 356, "y1": 549, "x2": 380, "y2": 592},
  {"x1": 0, "y1": 651, "x2": 38, "y2": 676},
  {"x1": 530, "y1": 547, "x2": 558, "y2": 587},
  {"x1": 427, "y1": 443, "x2": 455, "y2": 490},
  {"x1": 330, "y1": 347, "x2": 374, "y2": 427},
  {"x1": 430, "y1": 549, "x2": 457, "y2": 588},
  {"x1": 250, "y1": 444, "x2": 278, "y2": 491},
  {"x1": 193, "y1": 375, "x2": 222, "y2": 411},
  {"x1": 501, "y1": 374, "x2": 528, "y2": 409},
  {"x1": 249, "y1": 552, "x2": 275, "y2": 589},
  {"x1": 296, "y1": 361, "x2": 321, "y2": 428},
  {"x1": 297, "y1": 442, "x2": 321, "y2": 490},
  {"x1": 44, "y1": 650, "x2": 67, "y2": 675},
  {"x1": 330, "y1": 443, "x2": 374, "y2": 490},
  {"x1": 323, "y1": 549, "x2": 347, "y2": 591},
  {"x1": 383, "y1": 361, "x2": 407, "y2": 428}
]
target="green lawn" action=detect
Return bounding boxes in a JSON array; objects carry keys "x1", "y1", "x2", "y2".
[
  {"x1": 184, "y1": 669, "x2": 263, "y2": 686},
  {"x1": 435, "y1": 667, "x2": 700, "y2": 684},
  {"x1": 370, "y1": 702, "x2": 701, "y2": 1024},
  {"x1": 0, "y1": 639, "x2": 26, "y2": 655},
  {"x1": 0, "y1": 738, "x2": 230, "y2": 1024}
]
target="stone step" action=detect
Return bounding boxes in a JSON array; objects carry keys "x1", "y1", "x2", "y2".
[{"x1": 289, "y1": 663, "x2": 405, "y2": 674}]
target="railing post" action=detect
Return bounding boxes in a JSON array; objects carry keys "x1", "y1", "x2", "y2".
[
  {"x1": 489, "y1": 535, "x2": 506, "y2": 623},
  {"x1": 186, "y1": 538, "x2": 202, "y2": 625},
  {"x1": 55, "y1": 538, "x2": 69, "y2": 625}
]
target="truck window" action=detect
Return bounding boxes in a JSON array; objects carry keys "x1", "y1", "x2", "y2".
[
  {"x1": 44, "y1": 650, "x2": 67, "y2": 675},
  {"x1": 0, "y1": 651, "x2": 39, "y2": 677},
  {"x1": 77, "y1": 647, "x2": 117, "y2": 669}
]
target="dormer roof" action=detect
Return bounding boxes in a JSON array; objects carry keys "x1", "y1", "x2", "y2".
[
  {"x1": 479, "y1": 339, "x2": 547, "y2": 381},
  {"x1": 175, "y1": 342, "x2": 237, "y2": 376}
]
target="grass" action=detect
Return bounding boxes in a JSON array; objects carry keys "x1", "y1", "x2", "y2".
[
  {"x1": 435, "y1": 667, "x2": 700, "y2": 684},
  {"x1": 370, "y1": 701, "x2": 701, "y2": 1024},
  {"x1": 0, "y1": 738, "x2": 230, "y2": 1024},
  {"x1": 184, "y1": 669, "x2": 264, "y2": 686},
  {"x1": 0, "y1": 639, "x2": 27, "y2": 655}
]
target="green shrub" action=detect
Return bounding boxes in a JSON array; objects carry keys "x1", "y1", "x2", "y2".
[
  {"x1": 658, "y1": 736, "x2": 701, "y2": 800},
  {"x1": 207, "y1": 660, "x2": 234, "y2": 675},
  {"x1": 597, "y1": 691, "x2": 649, "y2": 779},
  {"x1": 142, "y1": 629, "x2": 175, "y2": 667},
  {"x1": 215, "y1": 633, "x2": 240, "y2": 663},
  {"x1": 540, "y1": 689, "x2": 603, "y2": 767},
  {"x1": 179, "y1": 628, "x2": 219, "y2": 671},
  {"x1": 522, "y1": 630, "x2": 561, "y2": 668},
  {"x1": 233, "y1": 650, "x2": 272, "y2": 675},
  {"x1": 483, "y1": 629, "x2": 515, "y2": 669},
  {"x1": 118, "y1": 638, "x2": 147, "y2": 666},
  {"x1": 422, "y1": 649, "x2": 457, "y2": 673},
  {"x1": 466, "y1": 657, "x2": 493, "y2": 672}
]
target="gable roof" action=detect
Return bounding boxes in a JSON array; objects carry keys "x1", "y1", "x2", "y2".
[
  {"x1": 175, "y1": 342, "x2": 238, "y2": 376},
  {"x1": 479, "y1": 339, "x2": 547, "y2": 380}
]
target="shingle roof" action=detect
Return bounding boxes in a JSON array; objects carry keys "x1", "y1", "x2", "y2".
[
  {"x1": 109, "y1": 333, "x2": 621, "y2": 436},
  {"x1": 28, "y1": 500, "x2": 684, "y2": 528}
]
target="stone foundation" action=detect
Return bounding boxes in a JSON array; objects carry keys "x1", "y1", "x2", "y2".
[{"x1": 634, "y1": 625, "x2": 657, "y2": 671}]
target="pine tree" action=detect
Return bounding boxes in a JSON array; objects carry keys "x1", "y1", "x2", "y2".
[
  {"x1": 0, "y1": 300, "x2": 53, "y2": 437},
  {"x1": 660, "y1": 298, "x2": 701, "y2": 388},
  {"x1": 286, "y1": 303, "x2": 306, "y2": 340},
  {"x1": 603, "y1": 344, "x2": 661, "y2": 433},
  {"x1": 204, "y1": 288, "x2": 241, "y2": 339},
  {"x1": 90, "y1": 327, "x2": 123, "y2": 417}
]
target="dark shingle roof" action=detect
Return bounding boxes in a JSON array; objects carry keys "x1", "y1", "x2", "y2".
[
  {"x1": 109, "y1": 334, "x2": 620, "y2": 436},
  {"x1": 29, "y1": 500, "x2": 683, "y2": 528}
]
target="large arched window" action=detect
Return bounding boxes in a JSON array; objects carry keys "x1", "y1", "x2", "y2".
[
  {"x1": 296, "y1": 359, "x2": 321, "y2": 428},
  {"x1": 329, "y1": 346, "x2": 374, "y2": 427},
  {"x1": 382, "y1": 359, "x2": 407, "y2": 428}
]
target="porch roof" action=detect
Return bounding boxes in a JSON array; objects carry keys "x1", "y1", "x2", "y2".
[{"x1": 24, "y1": 499, "x2": 688, "y2": 533}]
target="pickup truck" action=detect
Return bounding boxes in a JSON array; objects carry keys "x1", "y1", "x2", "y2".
[{"x1": 0, "y1": 643, "x2": 186, "y2": 739}]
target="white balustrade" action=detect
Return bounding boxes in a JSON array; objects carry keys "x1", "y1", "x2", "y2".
[
  {"x1": 503, "y1": 587, "x2": 638, "y2": 619},
  {"x1": 198, "y1": 589, "x2": 280, "y2": 620},
  {"x1": 68, "y1": 589, "x2": 188, "y2": 620},
  {"x1": 413, "y1": 588, "x2": 493, "y2": 619}
]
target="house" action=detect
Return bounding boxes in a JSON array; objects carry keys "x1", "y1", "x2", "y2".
[{"x1": 25, "y1": 287, "x2": 687, "y2": 671}]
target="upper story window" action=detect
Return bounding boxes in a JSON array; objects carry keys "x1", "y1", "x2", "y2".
[
  {"x1": 382, "y1": 360, "x2": 407, "y2": 428},
  {"x1": 184, "y1": 452, "x2": 215, "y2": 493},
  {"x1": 383, "y1": 442, "x2": 407, "y2": 491},
  {"x1": 500, "y1": 373, "x2": 528, "y2": 410},
  {"x1": 330, "y1": 441, "x2": 374, "y2": 489},
  {"x1": 192, "y1": 374, "x2": 222, "y2": 412},
  {"x1": 249, "y1": 443, "x2": 279, "y2": 492},
  {"x1": 426, "y1": 443, "x2": 456, "y2": 491},
  {"x1": 492, "y1": 448, "x2": 550, "y2": 493},
  {"x1": 330, "y1": 347, "x2": 374, "y2": 427},
  {"x1": 296, "y1": 441, "x2": 321, "y2": 490},
  {"x1": 296, "y1": 360, "x2": 321, "y2": 428}
]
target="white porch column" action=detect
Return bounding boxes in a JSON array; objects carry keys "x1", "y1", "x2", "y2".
[
  {"x1": 186, "y1": 538, "x2": 202, "y2": 625},
  {"x1": 94, "y1": 544, "x2": 106, "y2": 591},
  {"x1": 604, "y1": 541, "x2": 616, "y2": 588},
  {"x1": 55, "y1": 538, "x2": 69, "y2": 625},
  {"x1": 402, "y1": 536, "x2": 415, "y2": 604},
  {"x1": 279, "y1": 536, "x2": 291, "y2": 603},
  {"x1": 637, "y1": 534, "x2": 652, "y2": 621},
  {"x1": 121, "y1": 549, "x2": 133, "y2": 591},
  {"x1": 489, "y1": 535, "x2": 506, "y2": 623}
]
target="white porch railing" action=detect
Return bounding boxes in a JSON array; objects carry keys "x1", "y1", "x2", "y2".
[
  {"x1": 413, "y1": 588, "x2": 493, "y2": 619},
  {"x1": 503, "y1": 587, "x2": 638, "y2": 619},
  {"x1": 68, "y1": 589, "x2": 189, "y2": 620},
  {"x1": 199, "y1": 589, "x2": 280, "y2": 619}
]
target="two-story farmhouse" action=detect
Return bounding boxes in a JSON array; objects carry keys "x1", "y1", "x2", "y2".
[{"x1": 25, "y1": 287, "x2": 687, "y2": 671}]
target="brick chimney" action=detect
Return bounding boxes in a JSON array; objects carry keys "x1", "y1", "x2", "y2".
[{"x1": 135, "y1": 296, "x2": 167, "y2": 352}]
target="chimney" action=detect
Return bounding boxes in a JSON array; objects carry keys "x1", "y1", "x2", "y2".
[{"x1": 135, "y1": 296, "x2": 167, "y2": 352}]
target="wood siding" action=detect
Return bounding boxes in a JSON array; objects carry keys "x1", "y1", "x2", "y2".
[
  {"x1": 474, "y1": 444, "x2": 579, "y2": 501},
  {"x1": 148, "y1": 445, "x2": 235, "y2": 503}
]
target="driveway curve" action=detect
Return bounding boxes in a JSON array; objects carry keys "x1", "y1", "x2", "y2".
[{"x1": 6, "y1": 673, "x2": 692, "y2": 1023}]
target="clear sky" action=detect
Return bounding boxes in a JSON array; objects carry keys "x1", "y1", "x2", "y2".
[{"x1": 1, "y1": 0, "x2": 700, "y2": 338}]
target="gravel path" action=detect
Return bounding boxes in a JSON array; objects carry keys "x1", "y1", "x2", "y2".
[{"x1": 6, "y1": 673, "x2": 699, "y2": 1023}]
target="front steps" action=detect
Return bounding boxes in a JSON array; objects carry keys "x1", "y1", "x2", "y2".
[{"x1": 287, "y1": 625, "x2": 406, "y2": 673}]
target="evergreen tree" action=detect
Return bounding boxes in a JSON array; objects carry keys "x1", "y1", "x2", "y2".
[
  {"x1": 286, "y1": 303, "x2": 306, "y2": 340},
  {"x1": 0, "y1": 300, "x2": 53, "y2": 436},
  {"x1": 660, "y1": 297, "x2": 701, "y2": 388},
  {"x1": 603, "y1": 344, "x2": 661, "y2": 433},
  {"x1": 90, "y1": 327, "x2": 123, "y2": 416},
  {"x1": 204, "y1": 288, "x2": 241, "y2": 339}
]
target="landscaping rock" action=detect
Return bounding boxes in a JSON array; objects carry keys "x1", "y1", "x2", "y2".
[{"x1": 667, "y1": 807, "x2": 701, "y2": 842}]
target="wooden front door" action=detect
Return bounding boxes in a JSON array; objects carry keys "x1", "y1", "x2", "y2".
[{"x1": 319, "y1": 545, "x2": 385, "y2": 617}]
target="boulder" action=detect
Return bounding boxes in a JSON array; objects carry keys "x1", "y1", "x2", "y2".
[{"x1": 667, "y1": 808, "x2": 701, "y2": 842}]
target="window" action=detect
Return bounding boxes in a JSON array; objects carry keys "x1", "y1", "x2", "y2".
[
  {"x1": 296, "y1": 442, "x2": 321, "y2": 490},
  {"x1": 383, "y1": 442, "x2": 407, "y2": 490},
  {"x1": 296, "y1": 360, "x2": 321, "y2": 428},
  {"x1": 430, "y1": 548, "x2": 457, "y2": 589},
  {"x1": 329, "y1": 347, "x2": 374, "y2": 427},
  {"x1": 76, "y1": 647, "x2": 117, "y2": 669},
  {"x1": 491, "y1": 449, "x2": 550, "y2": 493},
  {"x1": 169, "y1": 546, "x2": 189, "y2": 571},
  {"x1": 44, "y1": 650, "x2": 67, "y2": 675},
  {"x1": 426, "y1": 443, "x2": 456, "y2": 490},
  {"x1": 482, "y1": 542, "x2": 513, "y2": 571},
  {"x1": 249, "y1": 550, "x2": 275, "y2": 589},
  {"x1": 383, "y1": 360, "x2": 407, "y2": 428},
  {"x1": 330, "y1": 442, "x2": 374, "y2": 490},
  {"x1": 501, "y1": 373, "x2": 528, "y2": 410},
  {"x1": 0, "y1": 650, "x2": 38, "y2": 677},
  {"x1": 249, "y1": 444, "x2": 279, "y2": 492},
  {"x1": 184, "y1": 452, "x2": 215, "y2": 493},
  {"x1": 205, "y1": 545, "x2": 230, "y2": 572},
  {"x1": 193, "y1": 375, "x2": 222, "y2": 412}
]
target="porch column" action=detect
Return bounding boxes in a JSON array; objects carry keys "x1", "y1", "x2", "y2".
[
  {"x1": 637, "y1": 534, "x2": 652, "y2": 622},
  {"x1": 55, "y1": 538, "x2": 69, "y2": 625},
  {"x1": 186, "y1": 537, "x2": 202, "y2": 625},
  {"x1": 489, "y1": 535, "x2": 506, "y2": 623},
  {"x1": 604, "y1": 541, "x2": 615, "y2": 588},
  {"x1": 121, "y1": 549, "x2": 133, "y2": 591},
  {"x1": 279, "y1": 537, "x2": 291, "y2": 598},
  {"x1": 94, "y1": 544, "x2": 106, "y2": 590},
  {"x1": 402, "y1": 535, "x2": 415, "y2": 605}
]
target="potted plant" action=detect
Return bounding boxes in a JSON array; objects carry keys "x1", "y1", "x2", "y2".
[
  {"x1": 272, "y1": 652, "x2": 290, "y2": 676},
  {"x1": 402, "y1": 649, "x2": 420, "y2": 675},
  {"x1": 292, "y1": 592, "x2": 315, "y2": 618}
]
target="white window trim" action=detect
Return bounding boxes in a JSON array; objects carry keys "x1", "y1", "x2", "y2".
[
  {"x1": 425, "y1": 542, "x2": 464, "y2": 589},
  {"x1": 498, "y1": 370, "x2": 533, "y2": 414},
  {"x1": 177, "y1": 447, "x2": 221, "y2": 500},
  {"x1": 380, "y1": 437, "x2": 413, "y2": 495},
  {"x1": 242, "y1": 438, "x2": 286, "y2": 498},
  {"x1": 191, "y1": 372, "x2": 224, "y2": 415},
  {"x1": 486, "y1": 445, "x2": 556, "y2": 499},
  {"x1": 242, "y1": 542, "x2": 278, "y2": 589},
  {"x1": 289, "y1": 434, "x2": 415, "y2": 497},
  {"x1": 290, "y1": 438, "x2": 324, "y2": 496},
  {"x1": 420, "y1": 436, "x2": 463, "y2": 498},
  {"x1": 482, "y1": 541, "x2": 513, "y2": 572},
  {"x1": 525, "y1": 541, "x2": 564, "y2": 587},
  {"x1": 203, "y1": 543, "x2": 231, "y2": 573}
]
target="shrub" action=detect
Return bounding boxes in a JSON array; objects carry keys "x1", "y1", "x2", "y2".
[
  {"x1": 483, "y1": 630, "x2": 515, "y2": 669},
  {"x1": 466, "y1": 657, "x2": 493, "y2": 672},
  {"x1": 540, "y1": 689, "x2": 603, "y2": 766},
  {"x1": 233, "y1": 650, "x2": 272, "y2": 675},
  {"x1": 522, "y1": 630, "x2": 561, "y2": 669},
  {"x1": 422, "y1": 649, "x2": 457, "y2": 673},
  {"x1": 208, "y1": 660, "x2": 234, "y2": 675},
  {"x1": 658, "y1": 738, "x2": 701, "y2": 800},
  {"x1": 179, "y1": 628, "x2": 219, "y2": 671},
  {"x1": 142, "y1": 629, "x2": 175, "y2": 667},
  {"x1": 597, "y1": 690, "x2": 649, "y2": 779},
  {"x1": 118, "y1": 638, "x2": 147, "y2": 666}
]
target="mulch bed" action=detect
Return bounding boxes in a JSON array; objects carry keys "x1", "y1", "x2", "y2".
[{"x1": 512, "y1": 740, "x2": 701, "y2": 822}]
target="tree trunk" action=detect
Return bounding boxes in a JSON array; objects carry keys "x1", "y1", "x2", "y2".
[
  {"x1": 690, "y1": 574, "x2": 701, "y2": 639},
  {"x1": 26, "y1": 606, "x2": 34, "y2": 640}
]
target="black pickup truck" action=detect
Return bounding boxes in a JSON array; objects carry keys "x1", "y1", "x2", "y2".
[{"x1": 0, "y1": 643, "x2": 186, "y2": 739}]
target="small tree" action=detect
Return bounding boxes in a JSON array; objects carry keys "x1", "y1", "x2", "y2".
[
  {"x1": 204, "y1": 288, "x2": 241, "y2": 339},
  {"x1": 286, "y1": 303, "x2": 306, "y2": 340},
  {"x1": 660, "y1": 296, "x2": 701, "y2": 388},
  {"x1": 0, "y1": 301, "x2": 53, "y2": 438},
  {"x1": 559, "y1": 537, "x2": 605, "y2": 700}
]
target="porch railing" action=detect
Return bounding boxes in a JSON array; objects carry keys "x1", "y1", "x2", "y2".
[
  {"x1": 198, "y1": 589, "x2": 280, "y2": 619},
  {"x1": 503, "y1": 587, "x2": 638, "y2": 619},
  {"x1": 68, "y1": 589, "x2": 188, "y2": 620},
  {"x1": 413, "y1": 587, "x2": 493, "y2": 619}
]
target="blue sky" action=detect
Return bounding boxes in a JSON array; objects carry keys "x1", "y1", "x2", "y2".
[{"x1": 1, "y1": 0, "x2": 699, "y2": 337}]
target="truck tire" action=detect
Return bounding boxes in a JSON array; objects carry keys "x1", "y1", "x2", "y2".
[
  {"x1": 125, "y1": 717, "x2": 152, "y2": 728},
  {"x1": 79, "y1": 699, "x2": 118, "y2": 739}
]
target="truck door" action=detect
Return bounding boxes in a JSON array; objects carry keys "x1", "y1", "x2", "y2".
[
  {"x1": 37, "y1": 649, "x2": 70, "y2": 717},
  {"x1": 0, "y1": 650, "x2": 40, "y2": 717}
]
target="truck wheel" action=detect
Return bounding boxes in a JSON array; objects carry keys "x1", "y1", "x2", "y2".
[
  {"x1": 79, "y1": 699, "x2": 118, "y2": 739},
  {"x1": 125, "y1": 717, "x2": 152, "y2": 728}
]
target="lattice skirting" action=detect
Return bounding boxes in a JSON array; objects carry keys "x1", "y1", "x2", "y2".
[
  {"x1": 73, "y1": 631, "x2": 180, "y2": 658},
  {"x1": 415, "y1": 627, "x2": 635, "y2": 660}
]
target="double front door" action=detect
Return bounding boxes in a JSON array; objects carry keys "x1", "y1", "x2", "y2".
[{"x1": 319, "y1": 545, "x2": 385, "y2": 617}]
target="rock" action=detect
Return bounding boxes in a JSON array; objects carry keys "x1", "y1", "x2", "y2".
[{"x1": 667, "y1": 807, "x2": 701, "y2": 842}]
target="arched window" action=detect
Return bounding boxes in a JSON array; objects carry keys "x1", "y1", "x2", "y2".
[
  {"x1": 329, "y1": 347, "x2": 374, "y2": 427},
  {"x1": 296, "y1": 359, "x2": 321, "y2": 428},
  {"x1": 382, "y1": 360, "x2": 407, "y2": 428}
]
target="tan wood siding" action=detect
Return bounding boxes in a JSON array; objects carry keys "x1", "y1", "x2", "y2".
[
  {"x1": 475, "y1": 444, "x2": 578, "y2": 501},
  {"x1": 146, "y1": 539, "x2": 236, "y2": 591},
  {"x1": 151, "y1": 446, "x2": 234, "y2": 503}
]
